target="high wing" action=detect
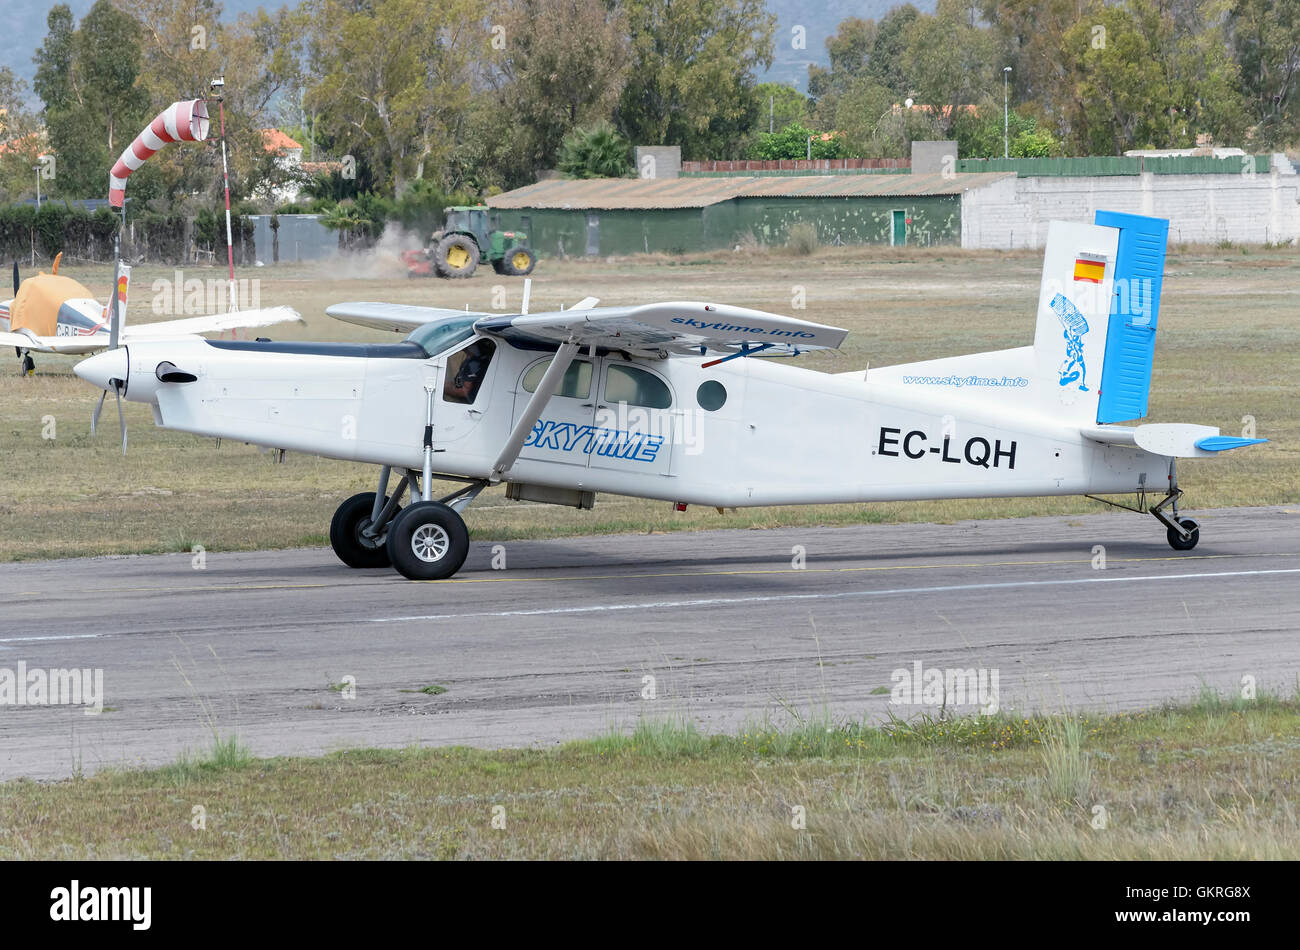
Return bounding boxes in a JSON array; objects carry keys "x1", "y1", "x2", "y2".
[
  {"x1": 0, "y1": 330, "x2": 105, "y2": 355},
  {"x1": 123, "y1": 305, "x2": 303, "y2": 339},
  {"x1": 474, "y1": 300, "x2": 848, "y2": 358},
  {"x1": 326, "y1": 302, "x2": 490, "y2": 334}
]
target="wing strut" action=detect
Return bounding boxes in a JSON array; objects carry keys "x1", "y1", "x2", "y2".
[{"x1": 490, "y1": 338, "x2": 580, "y2": 483}]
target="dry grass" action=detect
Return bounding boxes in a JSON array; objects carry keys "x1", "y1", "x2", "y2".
[
  {"x1": 1, "y1": 692, "x2": 1295, "y2": 859},
  {"x1": 1, "y1": 243, "x2": 1295, "y2": 561}
]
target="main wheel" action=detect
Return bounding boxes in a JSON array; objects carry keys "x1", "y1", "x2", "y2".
[
  {"x1": 500, "y1": 245, "x2": 537, "y2": 276},
  {"x1": 1166, "y1": 518, "x2": 1200, "y2": 551},
  {"x1": 434, "y1": 234, "x2": 478, "y2": 279},
  {"x1": 330, "y1": 492, "x2": 394, "y2": 568},
  {"x1": 386, "y1": 501, "x2": 469, "y2": 580},
  {"x1": 21, "y1": 353, "x2": 34, "y2": 376}
]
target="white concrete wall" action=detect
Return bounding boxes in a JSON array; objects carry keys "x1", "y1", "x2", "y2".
[{"x1": 961, "y1": 171, "x2": 1300, "y2": 248}]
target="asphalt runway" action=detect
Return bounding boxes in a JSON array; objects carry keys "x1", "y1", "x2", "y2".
[{"x1": 1, "y1": 505, "x2": 1297, "y2": 780}]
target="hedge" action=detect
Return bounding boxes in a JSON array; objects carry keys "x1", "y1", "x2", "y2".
[{"x1": 0, "y1": 202, "x2": 256, "y2": 265}]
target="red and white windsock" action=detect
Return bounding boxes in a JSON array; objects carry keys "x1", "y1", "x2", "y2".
[{"x1": 108, "y1": 100, "x2": 211, "y2": 208}]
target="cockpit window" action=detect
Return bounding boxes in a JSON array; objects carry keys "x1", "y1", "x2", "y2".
[
  {"x1": 443, "y1": 338, "x2": 496, "y2": 404},
  {"x1": 404, "y1": 317, "x2": 477, "y2": 357}
]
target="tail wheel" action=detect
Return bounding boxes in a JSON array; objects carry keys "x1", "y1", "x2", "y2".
[
  {"x1": 435, "y1": 234, "x2": 478, "y2": 279},
  {"x1": 501, "y1": 246, "x2": 537, "y2": 276},
  {"x1": 330, "y1": 492, "x2": 394, "y2": 568},
  {"x1": 386, "y1": 501, "x2": 469, "y2": 580},
  {"x1": 1166, "y1": 518, "x2": 1200, "y2": 551}
]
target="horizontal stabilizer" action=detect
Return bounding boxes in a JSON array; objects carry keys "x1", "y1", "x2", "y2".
[
  {"x1": 0, "y1": 329, "x2": 105, "y2": 354},
  {"x1": 1081, "y1": 422, "x2": 1266, "y2": 458},
  {"x1": 1195, "y1": 436, "x2": 1269, "y2": 452}
]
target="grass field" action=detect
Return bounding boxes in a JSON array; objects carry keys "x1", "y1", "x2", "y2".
[
  {"x1": 1, "y1": 690, "x2": 1295, "y2": 859},
  {"x1": 1, "y1": 241, "x2": 1295, "y2": 561}
]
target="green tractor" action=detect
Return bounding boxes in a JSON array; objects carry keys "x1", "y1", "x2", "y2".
[{"x1": 401, "y1": 205, "x2": 537, "y2": 279}]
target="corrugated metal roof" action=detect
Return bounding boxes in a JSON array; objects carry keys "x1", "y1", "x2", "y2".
[{"x1": 487, "y1": 172, "x2": 1013, "y2": 210}]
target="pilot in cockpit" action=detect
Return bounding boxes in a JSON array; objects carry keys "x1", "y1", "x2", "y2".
[{"x1": 443, "y1": 338, "x2": 495, "y2": 404}]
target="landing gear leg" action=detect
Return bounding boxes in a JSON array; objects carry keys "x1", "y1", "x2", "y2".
[
  {"x1": 1150, "y1": 477, "x2": 1200, "y2": 551},
  {"x1": 328, "y1": 465, "x2": 412, "y2": 568}
]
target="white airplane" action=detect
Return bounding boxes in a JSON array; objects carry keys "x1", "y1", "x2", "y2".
[
  {"x1": 73, "y1": 211, "x2": 1266, "y2": 580},
  {"x1": 1, "y1": 255, "x2": 301, "y2": 375}
]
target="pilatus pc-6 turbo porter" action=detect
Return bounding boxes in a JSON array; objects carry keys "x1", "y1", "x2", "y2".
[{"x1": 74, "y1": 211, "x2": 1265, "y2": 580}]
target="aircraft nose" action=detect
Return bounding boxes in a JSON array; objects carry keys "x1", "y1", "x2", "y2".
[{"x1": 75, "y1": 347, "x2": 127, "y2": 391}]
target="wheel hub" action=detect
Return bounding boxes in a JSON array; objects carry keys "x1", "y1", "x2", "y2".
[
  {"x1": 356, "y1": 517, "x2": 386, "y2": 548},
  {"x1": 410, "y1": 523, "x2": 450, "y2": 562}
]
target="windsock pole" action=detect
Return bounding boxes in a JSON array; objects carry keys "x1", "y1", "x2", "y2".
[{"x1": 214, "y1": 81, "x2": 237, "y2": 314}]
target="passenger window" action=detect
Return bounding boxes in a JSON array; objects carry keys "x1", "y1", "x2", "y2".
[
  {"x1": 604, "y1": 364, "x2": 671, "y2": 409},
  {"x1": 443, "y1": 338, "x2": 496, "y2": 404},
  {"x1": 522, "y1": 358, "x2": 592, "y2": 399}
]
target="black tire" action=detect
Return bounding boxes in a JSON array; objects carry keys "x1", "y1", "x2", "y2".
[
  {"x1": 1166, "y1": 518, "x2": 1200, "y2": 551},
  {"x1": 330, "y1": 492, "x2": 394, "y2": 568},
  {"x1": 434, "y1": 233, "x2": 478, "y2": 279},
  {"x1": 386, "y1": 501, "x2": 469, "y2": 580},
  {"x1": 500, "y1": 245, "x2": 537, "y2": 276},
  {"x1": 21, "y1": 353, "x2": 34, "y2": 376}
]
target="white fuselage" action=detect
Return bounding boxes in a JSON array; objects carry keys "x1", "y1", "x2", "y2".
[{"x1": 94, "y1": 333, "x2": 1167, "y2": 508}]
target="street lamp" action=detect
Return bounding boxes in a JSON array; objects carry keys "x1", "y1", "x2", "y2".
[
  {"x1": 1003, "y1": 66, "x2": 1012, "y2": 159},
  {"x1": 33, "y1": 157, "x2": 48, "y2": 207}
]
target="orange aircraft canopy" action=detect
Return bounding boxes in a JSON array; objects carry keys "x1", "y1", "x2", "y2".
[{"x1": 9, "y1": 273, "x2": 98, "y2": 336}]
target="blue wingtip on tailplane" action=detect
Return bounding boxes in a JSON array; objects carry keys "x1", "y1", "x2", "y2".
[
  {"x1": 1195, "y1": 436, "x2": 1270, "y2": 452},
  {"x1": 1094, "y1": 210, "x2": 1170, "y2": 424}
]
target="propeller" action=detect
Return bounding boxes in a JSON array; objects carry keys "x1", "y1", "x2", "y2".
[
  {"x1": 12, "y1": 260, "x2": 18, "y2": 295},
  {"x1": 90, "y1": 378, "x2": 128, "y2": 455},
  {"x1": 87, "y1": 256, "x2": 128, "y2": 453}
]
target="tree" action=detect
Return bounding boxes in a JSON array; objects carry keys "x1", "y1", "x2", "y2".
[
  {"x1": 753, "y1": 82, "x2": 811, "y2": 134},
  {"x1": 557, "y1": 121, "x2": 633, "y2": 178},
  {"x1": 616, "y1": 0, "x2": 776, "y2": 159},
  {"x1": 488, "y1": 0, "x2": 629, "y2": 179},
  {"x1": 120, "y1": 0, "x2": 308, "y2": 209},
  {"x1": 33, "y1": 1, "x2": 150, "y2": 199},
  {"x1": 1230, "y1": 0, "x2": 1300, "y2": 147},
  {"x1": 305, "y1": 0, "x2": 480, "y2": 196},
  {"x1": 1060, "y1": 0, "x2": 1246, "y2": 154},
  {"x1": 808, "y1": 17, "x2": 876, "y2": 98},
  {"x1": 749, "y1": 122, "x2": 843, "y2": 160},
  {"x1": 899, "y1": 0, "x2": 998, "y2": 139},
  {"x1": 0, "y1": 67, "x2": 40, "y2": 203},
  {"x1": 954, "y1": 103, "x2": 1061, "y2": 157}
]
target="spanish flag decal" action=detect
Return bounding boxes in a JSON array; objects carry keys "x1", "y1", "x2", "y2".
[{"x1": 1073, "y1": 255, "x2": 1106, "y2": 283}]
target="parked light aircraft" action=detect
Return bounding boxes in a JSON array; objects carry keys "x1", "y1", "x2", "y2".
[
  {"x1": 73, "y1": 211, "x2": 1267, "y2": 580},
  {"x1": 1, "y1": 256, "x2": 301, "y2": 375}
]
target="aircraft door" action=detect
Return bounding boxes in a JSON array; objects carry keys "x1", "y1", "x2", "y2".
[
  {"x1": 587, "y1": 359, "x2": 675, "y2": 477},
  {"x1": 511, "y1": 355, "x2": 597, "y2": 468},
  {"x1": 434, "y1": 337, "x2": 498, "y2": 444}
]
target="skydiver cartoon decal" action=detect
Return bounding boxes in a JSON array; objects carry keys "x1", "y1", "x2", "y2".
[{"x1": 1050, "y1": 293, "x2": 1090, "y2": 391}]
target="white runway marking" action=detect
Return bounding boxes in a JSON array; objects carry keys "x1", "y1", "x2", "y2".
[
  {"x1": 0, "y1": 633, "x2": 103, "y2": 643},
  {"x1": 369, "y1": 567, "x2": 1300, "y2": 624}
]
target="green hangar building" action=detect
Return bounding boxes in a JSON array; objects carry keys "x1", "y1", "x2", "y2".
[{"x1": 484, "y1": 172, "x2": 1014, "y2": 257}]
